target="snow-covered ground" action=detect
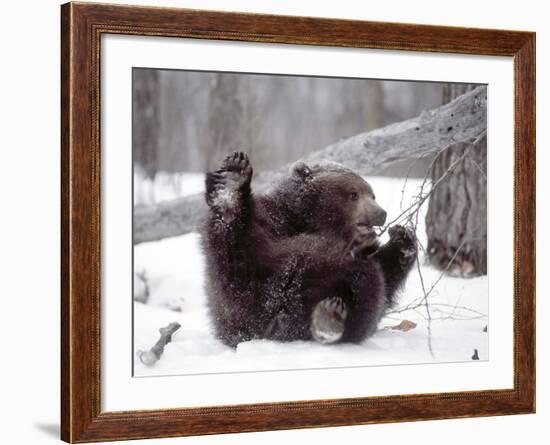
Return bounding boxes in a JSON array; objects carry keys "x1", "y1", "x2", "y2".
[{"x1": 133, "y1": 175, "x2": 488, "y2": 377}]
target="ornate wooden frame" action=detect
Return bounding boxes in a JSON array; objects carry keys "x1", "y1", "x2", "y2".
[{"x1": 61, "y1": 2, "x2": 536, "y2": 442}]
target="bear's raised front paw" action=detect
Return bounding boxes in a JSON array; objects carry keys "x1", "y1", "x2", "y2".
[
  {"x1": 206, "y1": 152, "x2": 253, "y2": 208},
  {"x1": 388, "y1": 225, "x2": 417, "y2": 267},
  {"x1": 310, "y1": 296, "x2": 348, "y2": 344},
  {"x1": 220, "y1": 151, "x2": 253, "y2": 189}
]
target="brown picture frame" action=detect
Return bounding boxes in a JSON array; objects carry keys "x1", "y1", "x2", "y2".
[{"x1": 61, "y1": 2, "x2": 536, "y2": 442}]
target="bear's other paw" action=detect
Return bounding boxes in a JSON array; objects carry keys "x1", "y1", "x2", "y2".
[
  {"x1": 388, "y1": 225, "x2": 417, "y2": 268},
  {"x1": 310, "y1": 296, "x2": 348, "y2": 344}
]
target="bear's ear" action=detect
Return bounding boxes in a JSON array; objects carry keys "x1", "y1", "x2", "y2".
[{"x1": 290, "y1": 161, "x2": 312, "y2": 181}]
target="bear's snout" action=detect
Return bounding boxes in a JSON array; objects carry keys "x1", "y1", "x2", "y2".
[
  {"x1": 356, "y1": 198, "x2": 387, "y2": 227},
  {"x1": 371, "y1": 206, "x2": 387, "y2": 226}
]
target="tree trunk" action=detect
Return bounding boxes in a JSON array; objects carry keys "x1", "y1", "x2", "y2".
[
  {"x1": 366, "y1": 81, "x2": 384, "y2": 130},
  {"x1": 425, "y1": 85, "x2": 487, "y2": 276},
  {"x1": 205, "y1": 74, "x2": 246, "y2": 171},
  {"x1": 133, "y1": 69, "x2": 160, "y2": 179}
]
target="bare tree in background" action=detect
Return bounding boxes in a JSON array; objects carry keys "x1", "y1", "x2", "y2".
[
  {"x1": 425, "y1": 85, "x2": 487, "y2": 276},
  {"x1": 242, "y1": 76, "x2": 269, "y2": 169},
  {"x1": 133, "y1": 69, "x2": 160, "y2": 180},
  {"x1": 132, "y1": 70, "x2": 444, "y2": 175},
  {"x1": 366, "y1": 82, "x2": 384, "y2": 130},
  {"x1": 205, "y1": 74, "x2": 246, "y2": 171}
]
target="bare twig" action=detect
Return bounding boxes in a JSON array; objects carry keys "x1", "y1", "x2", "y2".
[
  {"x1": 390, "y1": 129, "x2": 486, "y2": 232},
  {"x1": 387, "y1": 236, "x2": 471, "y2": 316},
  {"x1": 386, "y1": 303, "x2": 487, "y2": 321},
  {"x1": 381, "y1": 129, "x2": 488, "y2": 356},
  {"x1": 137, "y1": 322, "x2": 181, "y2": 366},
  {"x1": 378, "y1": 138, "x2": 481, "y2": 236},
  {"x1": 466, "y1": 154, "x2": 488, "y2": 180}
]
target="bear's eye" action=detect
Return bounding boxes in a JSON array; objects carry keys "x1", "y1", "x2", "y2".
[
  {"x1": 350, "y1": 192, "x2": 358, "y2": 201},
  {"x1": 372, "y1": 195, "x2": 376, "y2": 200}
]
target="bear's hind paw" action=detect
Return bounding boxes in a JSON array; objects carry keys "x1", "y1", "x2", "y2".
[{"x1": 310, "y1": 297, "x2": 348, "y2": 344}]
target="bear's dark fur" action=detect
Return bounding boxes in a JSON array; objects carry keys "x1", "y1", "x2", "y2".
[{"x1": 202, "y1": 152, "x2": 417, "y2": 347}]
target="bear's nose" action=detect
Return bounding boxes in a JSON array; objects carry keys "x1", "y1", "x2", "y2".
[{"x1": 372, "y1": 208, "x2": 387, "y2": 226}]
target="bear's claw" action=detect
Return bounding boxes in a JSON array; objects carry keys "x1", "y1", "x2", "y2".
[{"x1": 222, "y1": 151, "x2": 252, "y2": 173}]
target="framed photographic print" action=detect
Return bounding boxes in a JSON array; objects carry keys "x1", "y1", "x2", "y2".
[{"x1": 61, "y1": 2, "x2": 535, "y2": 442}]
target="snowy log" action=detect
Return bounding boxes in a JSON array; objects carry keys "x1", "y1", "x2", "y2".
[
  {"x1": 134, "y1": 86, "x2": 487, "y2": 244},
  {"x1": 134, "y1": 193, "x2": 205, "y2": 245}
]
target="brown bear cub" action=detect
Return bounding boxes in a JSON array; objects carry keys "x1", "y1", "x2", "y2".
[{"x1": 202, "y1": 152, "x2": 417, "y2": 347}]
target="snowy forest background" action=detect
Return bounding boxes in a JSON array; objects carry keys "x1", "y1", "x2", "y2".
[{"x1": 132, "y1": 69, "x2": 488, "y2": 376}]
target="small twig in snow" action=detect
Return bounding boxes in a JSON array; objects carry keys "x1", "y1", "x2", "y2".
[{"x1": 137, "y1": 322, "x2": 181, "y2": 366}]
